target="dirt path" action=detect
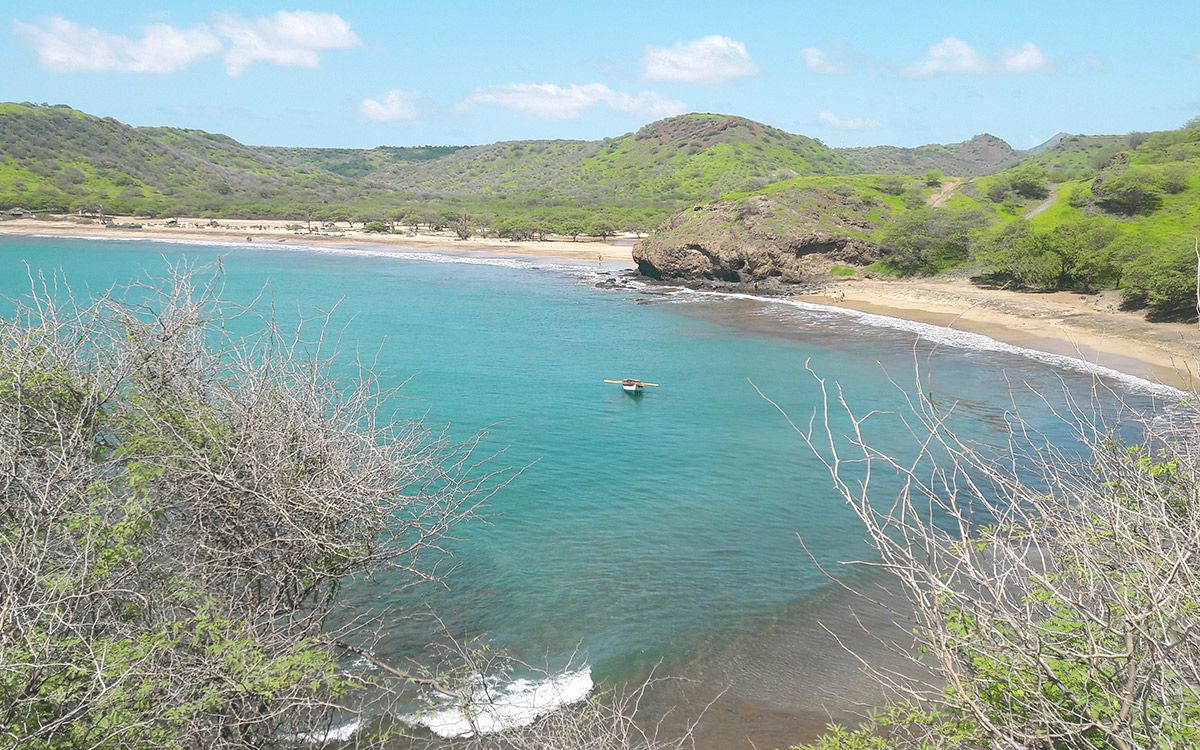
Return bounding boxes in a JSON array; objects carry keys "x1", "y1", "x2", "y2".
[
  {"x1": 925, "y1": 177, "x2": 965, "y2": 208},
  {"x1": 1023, "y1": 185, "x2": 1059, "y2": 219}
]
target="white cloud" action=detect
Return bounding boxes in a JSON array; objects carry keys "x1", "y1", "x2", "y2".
[
  {"x1": 13, "y1": 16, "x2": 221, "y2": 74},
  {"x1": 361, "y1": 89, "x2": 418, "y2": 122},
  {"x1": 15, "y1": 11, "x2": 360, "y2": 76},
  {"x1": 902, "y1": 36, "x2": 1048, "y2": 77},
  {"x1": 643, "y1": 35, "x2": 758, "y2": 83},
  {"x1": 216, "y1": 11, "x2": 360, "y2": 76},
  {"x1": 903, "y1": 36, "x2": 986, "y2": 77},
  {"x1": 999, "y1": 42, "x2": 1048, "y2": 73},
  {"x1": 818, "y1": 111, "x2": 881, "y2": 131},
  {"x1": 461, "y1": 83, "x2": 686, "y2": 120},
  {"x1": 799, "y1": 47, "x2": 846, "y2": 75}
]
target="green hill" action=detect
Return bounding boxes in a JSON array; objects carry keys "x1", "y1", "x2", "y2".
[
  {"x1": 363, "y1": 114, "x2": 853, "y2": 206},
  {"x1": 0, "y1": 103, "x2": 371, "y2": 217},
  {"x1": 0, "y1": 106, "x2": 856, "y2": 222},
  {"x1": 838, "y1": 133, "x2": 1022, "y2": 176},
  {"x1": 0, "y1": 104, "x2": 1018, "y2": 227},
  {"x1": 638, "y1": 118, "x2": 1200, "y2": 319},
  {"x1": 6, "y1": 101, "x2": 1195, "y2": 317}
]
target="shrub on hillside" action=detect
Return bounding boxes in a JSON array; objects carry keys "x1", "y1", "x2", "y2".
[
  {"x1": 1121, "y1": 240, "x2": 1199, "y2": 320},
  {"x1": 1093, "y1": 166, "x2": 1165, "y2": 214},
  {"x1": 975, "y1": 219, "x2": 1121, "y2": 292},
  {"x1": 879, "y1": 207, "x2": 986, "y2": 276}
]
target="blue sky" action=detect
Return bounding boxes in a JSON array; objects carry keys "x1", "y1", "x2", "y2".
[{"x1": 2, "y1": 1, "x2": 1198, "y2": 150}]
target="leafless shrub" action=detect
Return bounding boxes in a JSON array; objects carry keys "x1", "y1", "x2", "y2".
[
  {"x1": 766, "y1": 364, "x2": 1200, "y2": 749},
  {"x1": 0, "y1": 265, "x2": 703, "y2": 750},
  {"x1": 0, "y1": 266, "x2": 506, "y2": 748}
]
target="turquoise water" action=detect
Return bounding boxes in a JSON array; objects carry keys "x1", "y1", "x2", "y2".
[{"x1": 0, "y1": 236, "x2": 1178, "y2": 743}]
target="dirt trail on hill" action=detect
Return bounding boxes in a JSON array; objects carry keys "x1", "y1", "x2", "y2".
[
  {"x1": 1024, "y1": 185, "x2": 1059, "y2": 219},
  {"x1": 926, "y1": 177, "x2": 965, "y2": 208}
]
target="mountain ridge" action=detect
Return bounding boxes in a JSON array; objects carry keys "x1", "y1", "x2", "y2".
[{"x1": 0, "y1": 102, "x2": 1174, "y2": 229}]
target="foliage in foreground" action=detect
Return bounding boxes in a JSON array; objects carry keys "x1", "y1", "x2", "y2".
[
  {"x1": 0, "y1": 270, "x2": 502, "y2": 748},
  {"x1": 0, "y1": 269, "x2": 702, "y2": 750},
  {"x1": 790, "y1": 372, "x2": 1200, "y2": 749}
]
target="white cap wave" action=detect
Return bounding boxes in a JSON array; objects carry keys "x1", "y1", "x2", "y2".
[{"x1": 408, "y1": 666, "x2": 594, "y2": 738}]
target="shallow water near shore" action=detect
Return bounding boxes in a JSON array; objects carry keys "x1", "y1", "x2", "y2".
[{"x1": 0, "y1": 236, "x2": 1180, "y2": 747}]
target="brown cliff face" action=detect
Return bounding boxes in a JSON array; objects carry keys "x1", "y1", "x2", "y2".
[{"x1": 633, "y1": 196, "x2": 881, "y2": 286}]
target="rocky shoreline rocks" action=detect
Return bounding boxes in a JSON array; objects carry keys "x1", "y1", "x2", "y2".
[{"x1": 632, "y1": 196, "x2": 882, "y2": 289}]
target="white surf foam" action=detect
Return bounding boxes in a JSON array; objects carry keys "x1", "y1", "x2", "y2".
[
  {"x1": 663, "y1": 288, "x2": 1189, "y2": 401},
  {"x1": 25, "y1": 232, "x2": 279, "y2": 251},
  {"x1": 407, "y1": 666, "x2": 593, "y2": 738},
  {"x1": 283, "y1": 718, "x2": 362, "y2": 744}
]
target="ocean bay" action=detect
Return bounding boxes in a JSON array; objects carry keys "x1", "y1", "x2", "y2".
[{"x1": 0, "y1": 235, "x2": 1174, "y2": 744}]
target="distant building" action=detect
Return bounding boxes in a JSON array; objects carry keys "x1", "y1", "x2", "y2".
[{"x1": 5, "y1": 207, "x2": 30, "y2": 217}]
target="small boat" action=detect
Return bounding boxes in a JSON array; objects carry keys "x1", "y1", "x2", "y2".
[{"x1": 604, "y1": 378, "x2": 660, "y2": 395}]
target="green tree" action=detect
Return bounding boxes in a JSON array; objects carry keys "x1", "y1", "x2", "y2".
[
  {"x1": 975, "y1": 220, "x2": 1051, "y2": 287},
  {"x1": 1093, "y1": 167, "x2": 1165, "y2": 214},
  {"x1": 977, "y1": 220, "x2": 1119, "y2": 291},
  {"x1": 1043, "y1": 219, "x2": 1120, "y2": 291},
  {"x1": 1121, "y1": 240, "x2": 1199, "y2": 320},
  {"x1": 1007, "y1": 166, "x2": 1049, "y2": 200},
  {"x1": 880, "y1": 208, "x2": 985, "y2": 276},
  {"x1": 559, "y1": 219, "x2": 587, "y2": 241},
  {"x1": 587, "y1": 218, "x2": 616, "y2": 241}
]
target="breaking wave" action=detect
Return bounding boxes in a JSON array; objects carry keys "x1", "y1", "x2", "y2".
[{"x1": 406, "y1": 666, "x2": 593, "y2": 738}]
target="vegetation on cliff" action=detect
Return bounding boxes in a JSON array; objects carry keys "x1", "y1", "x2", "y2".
[{"x1": 638, "y1": 117, "x2": 1200, "y2": 319}]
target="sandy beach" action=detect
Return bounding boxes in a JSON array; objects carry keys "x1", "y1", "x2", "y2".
[
  {"x1": 3, "y1": 215, "x2": 1198, "y2": 391},
  {"x1": 0, "y1": 216, "x2": 635, "y2": 263},
  {"x1": 801, "y1": 279, "x2": 1200, "y2": 391}
]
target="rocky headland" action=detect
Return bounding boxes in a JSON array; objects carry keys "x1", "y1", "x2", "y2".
[{"x1": 632, "y1": 191, "x2": 882, "y2": 291}]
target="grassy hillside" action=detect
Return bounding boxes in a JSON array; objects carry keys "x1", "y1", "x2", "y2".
[
  {"x1": 838, "y1": 134, "x2": 1021, "y2": 176},
  {"x1": 0, "y1": 104, "x2": 1019, "y2": 227},
  {"x1": 648, "y1": 118, "x2": 1200, "y2": 318},
  {"x1": 259, "y1": 145, "x2": 467, "y2": 179},
  {"x1": 0, "y1": 106, "x2": 855, "y2": 223},
  {"x1": 7, "y1": 101, "x2": 1192, "y2": 316},
  {"x1": 354, "y1": 114, "x2": 853, "y2": 207},
  {"x1": 0, "y1": 103, "x2": 370, "y2": 217}
]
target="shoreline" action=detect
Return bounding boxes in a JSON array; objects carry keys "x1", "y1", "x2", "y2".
[
  {"x1": 797, "y1": 279, "x2": 1199, "y2": 392},
  {"x1": 3, "y1": 217, "x2": 1197, "y2": 391},
  {"x1": 0, "y1": 216, "x2": 635, "y2": 263}
]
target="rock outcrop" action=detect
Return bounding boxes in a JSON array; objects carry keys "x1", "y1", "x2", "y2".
[{"x1": 633, "y1": 194, "x2": 881, "y2": 287}]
